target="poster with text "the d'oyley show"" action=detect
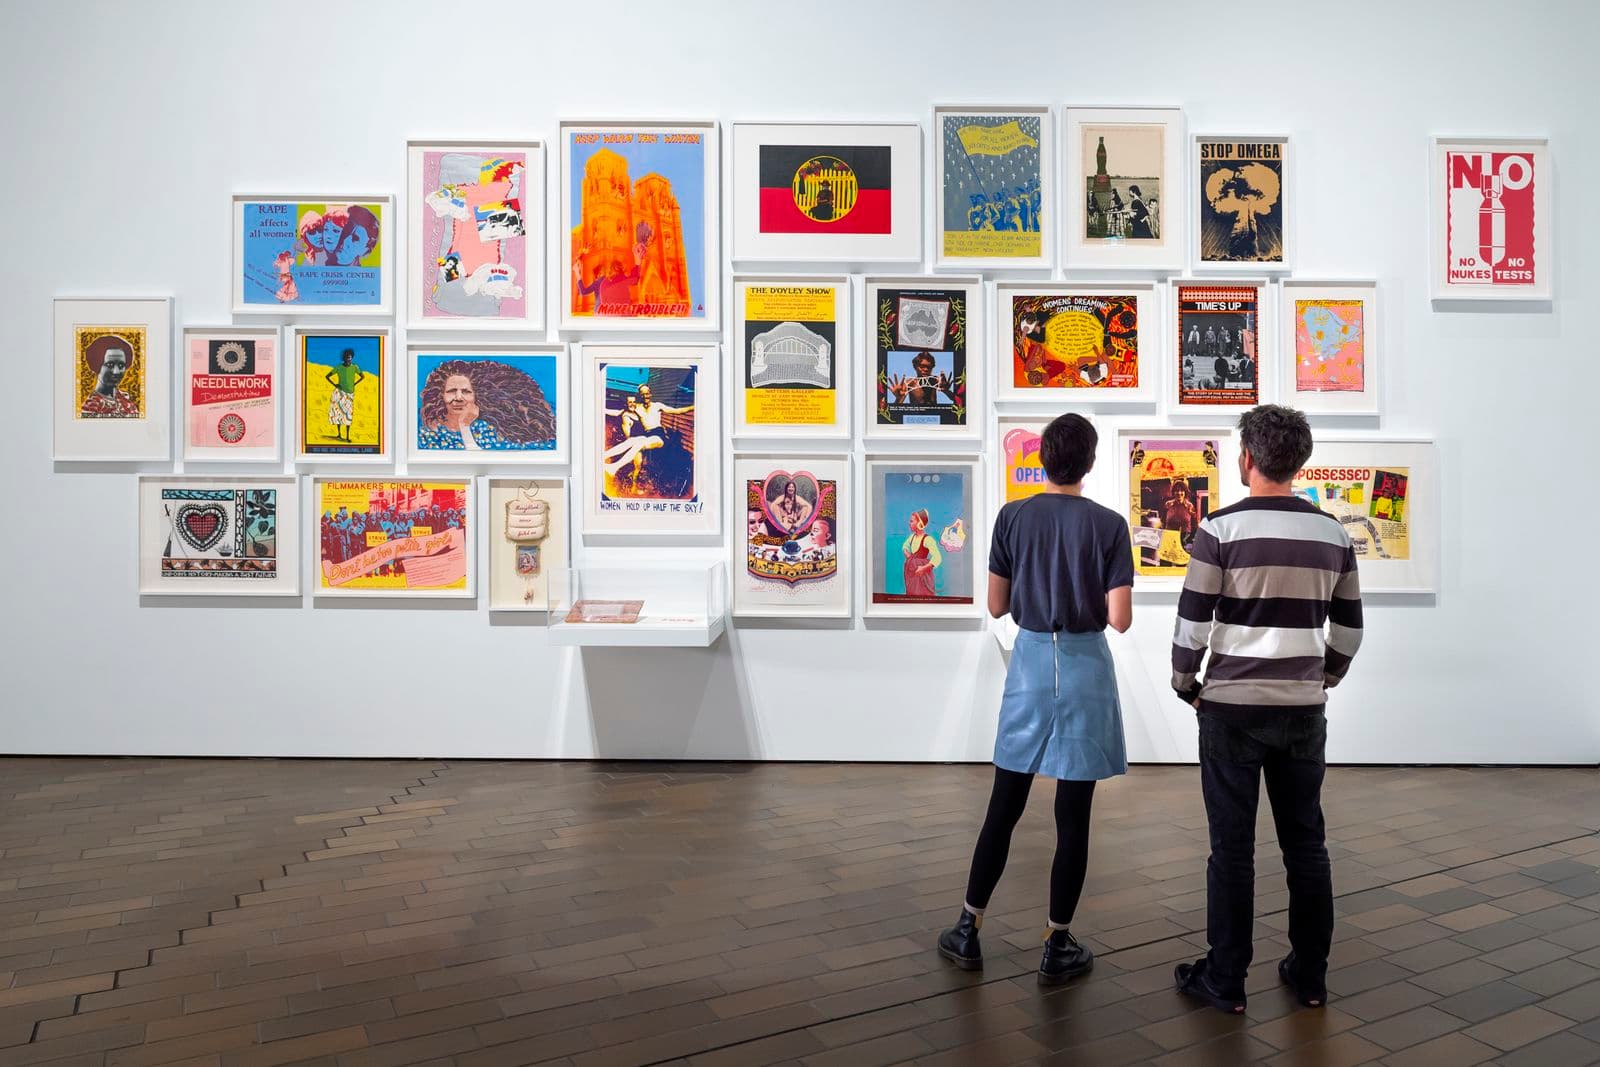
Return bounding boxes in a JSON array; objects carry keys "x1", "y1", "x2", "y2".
[{"x1": 742, "y1": 285, "x2": 838, "y2": 427}]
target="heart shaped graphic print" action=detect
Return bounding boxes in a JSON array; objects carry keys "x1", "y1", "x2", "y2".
[
  {"x1": 177, "y1": 504, "x2": 228, "y2": 552},
  {"x1": 759, "y1": 470, "x2": 822, "y2": 538}
]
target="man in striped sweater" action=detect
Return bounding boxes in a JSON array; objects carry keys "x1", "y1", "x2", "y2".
[{"x1": 1171, "y1": 405, "x2": 1363, "y2": 1015}]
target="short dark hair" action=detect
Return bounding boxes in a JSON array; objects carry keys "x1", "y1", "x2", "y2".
[
  {"x1": 1238, "y1": 404, "x2": 1313, "y2": 483},
  {"x1": 1039, "y1": 413, "x2": 1097, "y2": 486}
]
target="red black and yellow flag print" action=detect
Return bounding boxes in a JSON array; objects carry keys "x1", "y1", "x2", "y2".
[{"x1": 758, "y1": 145, "x2": 893, "y2": 235}]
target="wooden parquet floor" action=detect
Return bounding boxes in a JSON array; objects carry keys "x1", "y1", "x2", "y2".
[{"x1": 2, "y1": 759, "x2": 1598, "y2": 1066}]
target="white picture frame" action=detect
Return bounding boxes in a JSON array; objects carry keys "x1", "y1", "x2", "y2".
[
  {"x1": 406, "y1": 341, "x2": 568, "y2": 466},
  {"x1": 485, "y1": 477, "x2": 569, "y2": 613},
  {"x1": 1114, "y1": 426, "x2": 1238, "y2": 592},
  {"x1": 730, "y1": 274, "x2": 852, "y2": 442},
  {"x1": 1168, "y1": 277, "x2": 1275, "y2": 414},
  {"x1": 1062, "y1": 106, "x2": 1185, "y2": 271},
  {"x1": 138, "y1": 476, "x2": 301, "y2": 597},
  {"x1": 861, "y1": 275, "x2": 984, "y2": 445},
  {"x1": 406, "y1": 138, "x2": 546, "y2": 332},
  {"x1": 230, "y1": 193, "x2": 394, "y2": 317},
  {"x1": 1278, "y1": 279, "x2": 1380, "y2": 417},
  {"x1": 1190, "y1": 133, "x2": 1293, "y2": 273},
  {"x1": 731, "y1": 120, "x2": 921, "y2": 264},
  {"x1": 1294, "y1": 437, "x2": 1438, "y2": 595},
  {"x1": 180, "y1": 325, "x2": 283, "y2": 464},
  {"x1": 863, "y1": 455, "x2": 983, "y2": 621},
  {"x1": 992, "y1": 280, "x2": 1160, "y2": 407},
  {"x1": 312, "y1": 477, "x2": 477, "y2": 599},
  {"x1": 290, "y1": 325, "x2": 394, "y2": 466},
  {"x1": 731, "y1": 453, "x2": 853, "y2": 620},
  {"x1": 52, "y1": 296, "x2": 173, "y2": 463},
  {"x1": 1429, "y1": 136, "x2": 1552, "y2": 302},
  {"x1": 578, "y1": 343, "x2": 721, "y2": 539},
  {"x1": 932, "y1": 104, "x2": 1054, "y2": 271},
  {"x1": 558, "y1": 119, "x2": 720, "y2": 332}
]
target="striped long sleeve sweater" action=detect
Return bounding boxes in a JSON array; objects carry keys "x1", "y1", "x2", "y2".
[{"x1": 1171, "y1": 496, "x2": 1364, "y2": 721}]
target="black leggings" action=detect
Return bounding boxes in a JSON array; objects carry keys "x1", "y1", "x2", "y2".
[{"x1": 964, "y1": 767, "x2": 1096, "y2": 925}]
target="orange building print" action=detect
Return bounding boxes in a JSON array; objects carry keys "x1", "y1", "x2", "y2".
[{"x1": 570, "y1": 148, "x2": 691, "y2": 318}]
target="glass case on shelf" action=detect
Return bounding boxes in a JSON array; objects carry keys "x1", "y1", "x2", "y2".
[{"x1": 546, "y1": 559, "x2": 727, "y2": 647}]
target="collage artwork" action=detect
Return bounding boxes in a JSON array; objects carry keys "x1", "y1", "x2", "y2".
[
  {"x1": 417, "y1": 149, "x2": 531, "y2": 323},
  {"x1": 874, "y1": 287, "x2": 968, "y2": 428}
]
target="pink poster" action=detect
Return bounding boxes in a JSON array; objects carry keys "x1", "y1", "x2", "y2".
[
  {"x1": 187, "y1": 331, "x2": 277, "y2": 455},
  {"x1": 419, "y1": 149, "x2": 529, "y2": 321}
]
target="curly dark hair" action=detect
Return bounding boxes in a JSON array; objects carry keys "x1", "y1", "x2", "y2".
[
  {"x1": 1237, "y1": 404, "x2": 1313, "y2": 483},
  {"x1": 1040, "y1": 412, "x2": 1097, "y2": 486},
  {"x1": 419, "y1": 359, "x2": 556, "y2": 446}
]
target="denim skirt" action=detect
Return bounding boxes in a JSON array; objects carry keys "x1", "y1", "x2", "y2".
[{"x1": 994, "y1": 628, "x2": 1128, "y2": 781}]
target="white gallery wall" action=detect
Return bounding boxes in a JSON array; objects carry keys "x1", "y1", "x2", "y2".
[{"x1": 1, "y1": 0, "x2": 1595, "y2": 764}]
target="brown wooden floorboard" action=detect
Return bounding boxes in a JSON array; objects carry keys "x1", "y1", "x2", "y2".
[{"x1": 1, "y1": 759, "x2": 1597, "y2": 1066}]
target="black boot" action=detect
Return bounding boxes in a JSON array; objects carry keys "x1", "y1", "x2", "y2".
[
  {"x1": 1037, "y1": 927, "x2": 1093, "y2": 984},
  {"x1": 1279, "y1": 952, "x2": 1327, "y2": 1008},
  {"x1": 1175, "y1": 957, "x2": 1246, "y2": 1014},
  {"x1": 936, "y1": 909, "x2": 982, "y2": 970}
]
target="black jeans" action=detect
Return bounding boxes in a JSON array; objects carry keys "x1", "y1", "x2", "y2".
[{"x1": 1198, "y1": 711, "x2": 1334, "y2": 994}]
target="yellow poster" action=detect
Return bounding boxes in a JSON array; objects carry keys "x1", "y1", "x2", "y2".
[
  {"x1": 742, "y1": 285, "x2": 837, "y2": 427},
  {"x1": 1000, "y1": 422, "x2": 1048, "y2": 503},
  {"x1": 1293, "y1": 465, "x2": 1411, "y2": 561},
  {"x1": 317, "y1": 481, "x2": 470, "y2": 592},
  {"x1": 1127, "y1": 438, "x2": 1220, "y2": 577}
]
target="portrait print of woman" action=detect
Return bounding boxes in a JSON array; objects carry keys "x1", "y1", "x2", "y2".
[{"x1": 416, "y1": 357, "x2": 557, "y2": 453}]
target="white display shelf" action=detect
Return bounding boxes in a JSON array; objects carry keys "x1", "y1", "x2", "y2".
[{"x1": 546, "y1": 560, "x2": 727, "y2": 648}]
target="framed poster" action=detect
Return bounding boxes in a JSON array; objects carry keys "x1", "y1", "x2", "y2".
[
  {"x1": 732, "y1": 454, "x2": 852, "y2": 619},
  {"x1": 1170, "y1": 279, "x2": 1272, "y2": 412},
  {"x1": 181, "y1": 326, "x2": 280, "y2": 463},
  {"x1": 1279, "y1": 280, "x2": 1379, "y2": 416},
  {"x1": 1293, "y1": 439, "x2": 1437, "y2": 594},
  {"x1": 997, "y1": 416, "x2": 1055, "y2": 511},
  {"x1": 1191, "y1": 135, "x2": 1291, "y2": 271},
  {"x1": 313, "y1": 478, "x2": 475, "y2": 599},
  {"x1": 408, "y1": 342, "x2": 565, "y2": 464},
  {"x1": 486, "y1": 478, "x2": 568, "y2": 612},
  {"x1": 864, "y1": 457, "x2": 980, "y2": 619},
  {"x1": 138, "y1": 476, "x2": 300, "y2": 597},
  {"x1": 52, "y1": 297, "x2": 172, "y2": 462},
  {"x1": 559, "y1": 119, "x2": 718, "y2": 331},
  {"x1": 231, "y1": 194, "x2": 393, "y2": 315},
  {"x1": 1062, "y1": 106, "x2": 1184, "y2": 271},
  {"x1": 579, "y1": 344, "x2": 720, "y2": 539},
  {"x1": 863, "y1": 276, "x2": 982, "y2": 443},
  {"x1": 1429, "y1": 136, "x2": 1551, "y2": 302},
  {"x1": 933, "y1": 105, "x2": 1052, "y2": 270},
  {"x1": 993, "y1": 281, "x2": 1158, "y2": 406},
  {"x1": 731, "y1": 121, "x2": 921, "y2": 263},
  {"x1": 731, "y1": 275, "x2": 851, "y2": 441},
  {"x1": 292, "y1": 326, "x2": 392, "y2": 465},
  {"x1": 1116, "y1": 428, "x2": 1233, "y2": 589},
  {"x1": 406, "y1": 139, "x2": 544, "y2": 331}
]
